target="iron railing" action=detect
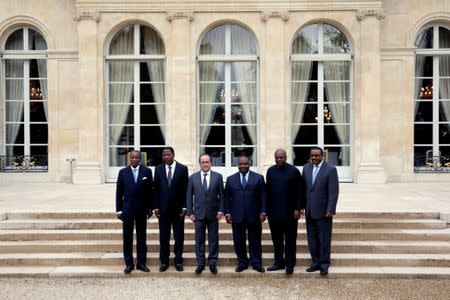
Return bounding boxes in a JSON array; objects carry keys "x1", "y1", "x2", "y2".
[
  {"x1": 0, "y1": 155, "x2": 48, "y2": 172},
  {"x1": 414, "y1": 155, "x2": 450, "y2": 173}
]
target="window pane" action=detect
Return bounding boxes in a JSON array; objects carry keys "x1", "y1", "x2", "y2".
[
  {"x1": 30, "y1": 80, "x2": 46, "y2": 100},
  {"x1": 231, "y1": 62, "x2": 256, "y2": 81},
  {"x1": 292, "y1": 103, "x2": 317, "y2": 124},
  {"x1": 230, "y1": 25, "x2": 257, "y2": 55},
  {"x1": 324, "y1": 83, "x2": 350, "y2": 102},
  {"x1": 231, "y1": 147, "x2": 257, "y2": 166},
  {"x1": 28, "y1": 29, "x2": 47, "y2": 50},
  {"x1": 230, "y1": 83, "x2": 256, "y2": 103},
  {"x1": 324, "y1": 61, "x2": 350, "y2": 80},
  {"x1": 324, "y1": 124, "x2": 350, "y2": 144},
  {"x1": 439, "y1": 102, "x2": 450, "y2": 121},
  {"x1": 292, "y1": 125, "x2": 317, "y2": 144},
  {"x1": 200, "y1": 25, "x2": 225, "y2": 55},
  {"x1": 141, "y1": 147, "x2": 164, "y2": 166},
  {"x1": 440, "y1": 79, "x2": 450, "y2": 100},
  {"x1": 109, "y1": 84, "x2": 133, "y2": 103},
  {"x1": 30, "y1": 146, "x2": 48, "y2": 156},
  {"x1": 416, "y1": 56, "x2": 433, "y2": 79},
  {"x1": 5, "y1": 29, "x2": 23, "y2": 50},
  {"x1": 439, "y1": 27, "x2": 450, "y2": 49},
  {"x1": 415, "y1": 101, "x2": 433, "y2": 122},
  {"x1": 30, "y1": 124, "x2": 48, "y2": 144},
  {"x1": 323, "y1": 24, "x2": 350, "y2": 54},
  {"x1": 140, "y1": 26, "x2": 165, "y2": 55},
  {"x1": 292, "y1": 82, "x2": 318, "y2": 103},
  {"x1": 30, "y1": 102, "x2": 47, "y2": 122},
  {"x1": 110, "y1": 25, "x2": 134, "y2": 55},
  {"x1": 440, "y1": 146, "x2": 450, "y2": 157},
  {"x1": 199, "y1": 147, "x2": 225, "y2": 166},
  {"x1": 231, "y1": 126, "x2": 256, "y2": 145},
  {"x1": 293, "y1": 146, "x2": 310, "y2": 165},
  {"x1": 109, "y1": 62, "x2": 134, "y2": 81},
  {"x1": 6, "y1": 102, "x2": 24, "y2": 122},
  {"x1": 30, "y1": 59, "x2": 47, "y2": 78},
  {"x1": 439, "y1": 57, "x2": 450, "y2": 76},
  {"x1": 323, "y1": 103, "x2": 350, "y2": 123},
  {"x1": 439, "y1": 124, "x2": 450, "y2": 144},
  {"x1": 200, "y1": 104, "x2": 225, "y2": 124},
  {"x1": 415, "y1": 79, "x2": 433, "y2": 100},
  {"x1": 199, "y1": 83, "x2": 224, "y2": 103},
  {"x1": 292, "y1": 24, "x2": 319, "y2": 54},
  {"x1": 109, "y1": 125, "x2": 134, "y2": 145},
  {"x1": 414, "y1": 124, "x2": 433, "y2": 144},
  {"x1": 292, "y1": 62, "x2": 315, "y2": 81},
  {"x1": 140, "y1": 104, "x2": 164, "y2": 124},
  {"x1": 200, "y1": 125, "x2": 225, "y2": 145},
  {"x1": 6, "y1": 123, "x2": 24, "y2": 144},
  {"x1": 140, "y1": 126, "x2": 165, "y2": 145},
  {"x1": 415, "y1": 27, "x2": 433, "y2": 49},
  {"x1": 230, "y1": 104, "x2": 256, "y2": 124},
  {"x1": 5, "y1": 60, "x2": 24, "y2": 78},
  {"x1": 109, "y1": 147, "x2": 133, "y2": 167},
  {"x1": 6, "y1": 146, "x2": 24, "y2": 158},
  {"x1": 324, "y1": 146, "x2": 350, "y2": 166},
  {"x1": 199, "y1": 62, "x2": 225, "y2": 81},
  {"x1": 109, "y1": 105, "x2": 133, "y2": 124},
  {"x1": 140, "y1": 61, "x2": 164, "y2": 82},
  {"x1": 140, "y1": 83, "x2": 165, "y2": 103},
  {"x1": 5, "y1": 80, "x2": 24, "y2": 100}
]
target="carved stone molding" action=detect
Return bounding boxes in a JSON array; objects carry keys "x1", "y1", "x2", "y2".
[
  {"x1": 356, "y1": 9, "x2": 386, "y2": 21},
  {"x1": 72, "y1": 11, "x2": 101, "y2": 22},
  {"x1": 260, "y1": 10, "x2": 289, "y2": 22},
  {"x1": 166, "y1": 11, "x2": 194, "y2": 22}
]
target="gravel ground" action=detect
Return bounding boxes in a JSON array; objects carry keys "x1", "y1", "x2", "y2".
[{"x1": 0, "y1": 277, "x2": 449, "y2": 300}]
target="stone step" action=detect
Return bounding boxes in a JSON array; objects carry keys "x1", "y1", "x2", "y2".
[
  {"x1": 0, "y1": 240, "x2": 449, "y2": 254},
  {"x1": 0, "y1": 252, "x2": 449, "y2": 268},
  {"x1": 0, "y1": 218, "x2": 446, "y2": 230},
  {"x1": 1, "y1": 228, "x2": 450, "y2": 241}
]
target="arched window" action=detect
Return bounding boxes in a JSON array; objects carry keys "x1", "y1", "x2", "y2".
[
  {"x1": 197, "y1": 24, "x2": 258, "y2": 172},
  {"x1": 291, "y1": 23, "x2": 352, "y2": 178},
  {"x1": 1, "y1": 27, "x2": 48, "y2": 171},
  {"x1": 105, "y1": 24, "x2": 165, "y2": 178},
  {"x1": 414, "y1": 24, "x2": 450, "y2": 171}
]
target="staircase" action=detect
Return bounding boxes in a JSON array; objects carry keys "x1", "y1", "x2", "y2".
[{"x1": 0, "y1": 212, "x2": 449, "y2": 278}]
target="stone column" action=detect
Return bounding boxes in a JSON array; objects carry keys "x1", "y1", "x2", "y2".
[
  {"x1": 72, "y1": 11, "x2": 102, "y2": 184},
  {"x1": 260, "y1": 11, "x2": 289, "y2": 172},
  {"x1": 354, "y1": 9, "x2": 387, "y2": 183},
  {"x1": 166, "y1": 11, "x2": 195, "y2": 171}
]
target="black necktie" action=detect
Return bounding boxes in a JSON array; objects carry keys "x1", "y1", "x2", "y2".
[
  {"x1": 203, "y1": 173, "x2": 208, "y2": 191},
  {"x1": 241, "y1": 173, "x2": 247, "y2": 189},
  {"x1": 167, "y1": 166, "x2": 172, "y2": 187}
]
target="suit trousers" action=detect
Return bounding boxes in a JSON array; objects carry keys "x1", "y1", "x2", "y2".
[
  {"x1": 194, "y1": 218, "x2": 219, "y2": 266},
  {"x1": 122, "y1": 216, "x2": 147, "y2": 266},
  {"x1": 232, "y1": 221, "x2": 263, "y2": 268},
  {"x1": 158, "y1": 214, "x2": 185, "y2": 265},
  {"x1": 268, "y1": 218, "x2": 298, "y2": 268},
  {"x1": 306, "y1": 215, "x2": 333, "y2": 269}
]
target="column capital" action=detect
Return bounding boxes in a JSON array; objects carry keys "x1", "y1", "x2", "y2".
[
  {"x1": 166, "y1": 11, "x2": 195, "y2": 22},
  {"x1": 260, "y1": 10, "x2": 289, "y2": 22},
  {"x1": 72, "y1": 10, "x2": 101, "y2": 22},
  {"x1": 356, "y1": 8, "x2": 385, "y2": 21}
]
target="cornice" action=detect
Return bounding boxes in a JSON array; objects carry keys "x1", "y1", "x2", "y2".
[{"x1": 72, "y1": 10, "x2": 101, "y2": 22}]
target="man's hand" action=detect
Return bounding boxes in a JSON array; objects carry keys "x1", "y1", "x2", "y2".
[
  {"x1": 179, "y1": 209, "x2": 186, "y2": 220},
  {"x1": 189, "y1": 214, "x2": 196, "y2": 222},
  {"x1": 226, "y1": 215, "x2": 232, "y2": 224},
  {"x1": 154, "y1": 209, "x2": 160, "y2": 219},
  {"x1": 325, "y1": 212, "x2": 333, "y2": 218},
  {"x1": 116, "y1": 213, "x2": 123, "y2": 221},
  {"x1": 216, "y1": 212, "x2": 223, "y2": 221},
  {"x1": 259, "y1": 213, "x2": 266, "y2": 223},
  {"x1": 294, "y1": 209, "x2": 301, "y2": 219}
]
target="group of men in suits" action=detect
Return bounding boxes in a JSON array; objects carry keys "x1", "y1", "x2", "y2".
[{"x1": 115, "y1": 146, "x2": 339, "y2": 276}]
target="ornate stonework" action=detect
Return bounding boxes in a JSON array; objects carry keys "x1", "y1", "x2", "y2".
[
  {"x1": 260, "y1": 10, "x2": 289, "y2": 22},
  {"x1": 166, "y1": 11, "x2": 194, "y2": 22},
  {"x1": 72, "y1": 10, "x2": 101, "y2": 22},
  {"x1": 356, "y1": 8, "x2": 386, "y2": 21}
]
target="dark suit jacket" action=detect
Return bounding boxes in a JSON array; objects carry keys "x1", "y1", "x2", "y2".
[
  {"x1": 186, "y1": 170, "x2": 225, "y2": 220},
  {"x1": 154, "y1": 161, "x2": 189, "y2": 218},
  {"x1": 303, "y1": 161, "x2": 339, "y2": 219},
  {"x1": 116, "y1": 164, "x2": 154, "y2": 218},
  {"x1": 224, "y1": 171, "x2": 267, "y2": 224}
]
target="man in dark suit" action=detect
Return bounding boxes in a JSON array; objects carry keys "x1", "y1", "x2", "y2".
[
  {"x1": 115, "y1": 150, "x2": 154, "y2": 274},
  {"x1": 225, "y1": 155, "x2": 266, "y2": 273},
  {"x1": 266, "y1": 148, "x2": 304, "y2": 275},
  {"x1": 153, "y1": 146, "x2": 189, "y2": 272},
  {"x1": 186, "y1": 153, "x2": 225, "y2": 275},
  {"x1": 303, "y1": 146, "x2": 339, "y2": 275}
]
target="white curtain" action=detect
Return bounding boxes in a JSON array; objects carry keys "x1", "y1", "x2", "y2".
[
  {"x1": 142, "y1": 27, "x2": 166, "y2": 140},
  {"x1": 439, "y1": 27, "x2": 450, "y2": 130},
  {"x1": 414, "y1": 29, "x2": 431, "y2": 117},
  {"x1": 324, "y1": 61, "x2": 350, "y2": 166},
  {"x1": 109, "y1": 29, "x2": 133, "y2": 166},
  {"x1": 5, "y1": 34, "x2": 24, "y2": 157},
  {"x1": 35, "y1": 35, "x2": 48, "y2": 121}
]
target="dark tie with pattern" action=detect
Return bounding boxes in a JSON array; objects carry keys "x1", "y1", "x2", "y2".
[
  {"x1": 241, "y1": 173, "x2": 247, "y2": 189},
  {"x1": 203, "y1": 173, "x2": 208, "y2": 191},
  {"x1": 167, "y1": 166, "x2": 172, "y2": 187}
]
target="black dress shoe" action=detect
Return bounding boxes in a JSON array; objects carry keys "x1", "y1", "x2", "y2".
[
  {"x1": 137, "y1": 264, "x2": 150, "y2": 272},
  {"x1": 253, "y1": 266, "x2": 265, "y2": 273},
  {"x1": 286, "y1": 267, "x2": 294, "y2": 275},
  {"x1": 195, "y1": 265, "x2": 205, "y2": 274},
  {"x1": 175, "y1": 264, "x2": 184, "y2": 272},
  {"x1": 124, "y1": 265, "x2": 134, "y2": 274},
  {"x1": 320, "y1": 268, "x2": 328, "y2": 275},
  {"x1": 267, "y1": 264, "x2": 285, "y2": 271},
  {"x1": 306, "y1": 266, "x2": 321, "y2": 273},
  {"x1": 209, "y1": 265, "x2": 218, "y2": 274},
  {"x1": 235, "y1": 265, "x2": 248, "y2": 272},
  {"x1": 159, "y1": 264, "x2": 168, "y2": 272}
]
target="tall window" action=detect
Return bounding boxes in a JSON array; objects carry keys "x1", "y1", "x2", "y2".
[
  {"x1": 414, "y1": 25, "x2": 450, "y2": 171},
  {"x1": 1, "y1": 27, "x2": 48, "y2": 171},
  {"x1": 197, "y1": 24, "x2": 258, "y2": 170},
  {"x1": 106, "y1": 24, "x2": 165, "y2": 173},
  {"x1": 291, "y1": 24, "x2": 352, "y2": 174}
]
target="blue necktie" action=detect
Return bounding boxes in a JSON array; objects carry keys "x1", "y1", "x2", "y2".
[
  {"x1": 133, "y1": 168, "x2": 138, "y2": 183},
  {"x1": 167, "y1": 166, "x2": 172, "y2": 187},
  {"x1": 312, "y1": 165, "x2": 319, "y2": 184},
  {"x1": 241, "y1": 173, "x2": 247, "y2": 189},
  {"x1": 203, "y1": 173, "x2": 208, "y2": 191}
]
